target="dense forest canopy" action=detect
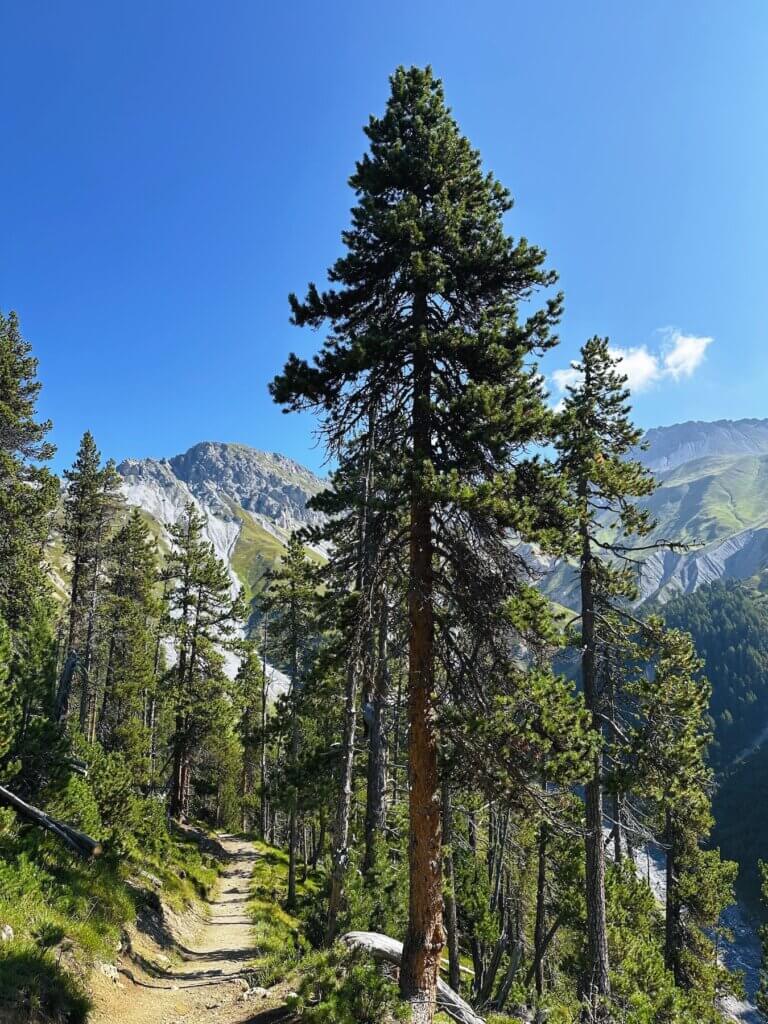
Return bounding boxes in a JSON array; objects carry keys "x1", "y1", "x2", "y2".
[{"x1": 662, "y1": 580, "x2": 768, "y2": 771}]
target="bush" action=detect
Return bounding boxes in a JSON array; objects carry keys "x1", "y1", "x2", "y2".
[{"x1": 291, "y1": 945, "x2": 410, "y2": 1024}]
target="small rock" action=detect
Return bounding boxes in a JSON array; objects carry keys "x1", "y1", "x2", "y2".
[
  {"x1": 205, "y1": 1001, "x2": 220, "y2": 1010},
  {"x1": 98, "y1": 962, "x2": 120, "y2": 984},
  {"x1": 0, "y1": 925, "x2": 14, "y2": 943}
]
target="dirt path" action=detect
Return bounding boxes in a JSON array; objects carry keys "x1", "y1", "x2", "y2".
[{"x1": 91, "y1": 835, "x2": 288, "y2": 1024}]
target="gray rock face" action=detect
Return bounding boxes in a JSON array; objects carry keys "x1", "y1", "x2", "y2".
[
  {"x1": 168, "y1": 442, "x2": 324, "y2": 531},
  {"x1": 638, "y1": 526, "x2": 768, "y2": 604},
  {"x1": 119, "y1": 441, "x2": 325, "y2": 538},
  {"x1": 117, "y1": 442, "x2": 327, "y2": 694},
  {"x1": 639, "y1": 418, "x2": 768, "y2": 473}
]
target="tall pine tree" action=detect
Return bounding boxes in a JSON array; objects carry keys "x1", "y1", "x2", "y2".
[
  {"x1": 165, "y1": 503, "x2": 242, "y2": 817},
  {"x1": 62, "y1": 431, "x2": 123, "y2": 732},
  {"x1": 261, "y1": 533, "x2": 318, "y2": 910},
  {"x1": 271, "y1": 66, "x2": 562, "y2": 1021},
  {"x1": 0, "y1": 310, "x2": 57, "y2": 633},
  {"x1": 97, "y1": 509, "x2": 162, "y2": 783},
  {"x1": 555, "y1": 337, "x2": 656, "y2": 1018}
]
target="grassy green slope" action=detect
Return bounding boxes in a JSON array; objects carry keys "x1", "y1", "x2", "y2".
[
  {"x1": 643, "y1": 453, "x2": 768, "y2": 545},
  {"x1": 228, "y1": 502, "x2": 326, "y2": 611},
  {"x1": 229, "y1": 505, "x2": 293, "y2": 608}
]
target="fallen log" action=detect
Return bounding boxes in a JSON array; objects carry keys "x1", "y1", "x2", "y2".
[
  {"x1": 341, "y1": 931, "x2": 486, "y2": 1024},
  {"x1": 0, "y1": 784, "x2": 102, "y2": 859}
]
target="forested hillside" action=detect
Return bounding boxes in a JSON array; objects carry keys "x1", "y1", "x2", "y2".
[
  {"x1": 661, "y1": 581, "x2": 768, "y2": 771},
  {"x1": 0, "y1": 66, "x2": 762, "y2": 1024},
  {"x1": 655, "y1": 581, "x2": 768, "y2": 923}
]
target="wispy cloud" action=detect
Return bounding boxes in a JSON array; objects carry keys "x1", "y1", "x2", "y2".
[
  {"x1": 550, "y1": 329, "x2": 713, "y2": 400},
  {"x1": 609, "y1": 345, "x2": 660, "y2": 392},
  {"x1": 660, "y1": 330, "x2": 713, "y2": 380}
]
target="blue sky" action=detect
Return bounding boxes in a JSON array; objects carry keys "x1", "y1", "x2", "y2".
[{"x1": 2, "y1": 1, "x2": 767, "y2": 475}]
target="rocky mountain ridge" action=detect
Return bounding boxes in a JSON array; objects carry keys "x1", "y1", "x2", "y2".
[
  {"x1": 637, "y1": 417, "x2": 768, "y2": 473},
  {"x1": 118, "y1": 441, "x2": 326, "y2": 601},
  {"x1": 118, "y1": 420, "x2": 768, "y2": 611}
]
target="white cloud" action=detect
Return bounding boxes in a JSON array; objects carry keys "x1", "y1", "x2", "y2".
[
  {"x1": 551, "y1": 365, "x2": 582, "y2": 393},
  {"x1": 660, "y1": 331, "x2": 713, "y2": 380},
  {"x1": 607, "y1": 345, "x2": 660, "y2": 392},
  {"x1": 549, "y1": 329, "x2": 713, "y2": 401}
]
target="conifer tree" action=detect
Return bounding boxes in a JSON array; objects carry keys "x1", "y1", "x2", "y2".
[
  {"x1": 261, "y1": 533, "x2": 318, "y2": 910},
  {"x1": 304, "y1": 423, "x2": 396, "y2": 942},
  {"x1": 0, "y1": 617, "x2": 16, "y2": 781},
  {"x1": 165, "y1": 503, "x2": 242, "y2": 817},
  {"x1": 9, "y1": 602, "x2": 60, "y2": 793},
  {"x1": 234, "y1": 639, "x2": 266, "y2": 831},
  {"x1": 97, "y1": 509, "x2": 161, "y2": 782},
  {"x1": 271, "y1": 66, "x2": 562, "y2": 1020},
  {"x1": 628, "y1": 620, "x2": 736, "y2": 998},
  {"x1": 555, "y1": 337, "x2": 656, "y2": 1017},
  {"x1": 62, "y1": 431, "x2": 123, "y2": 732},
  {"x1": 0, "y1": 311, "x2": 57, "y2": 633}
]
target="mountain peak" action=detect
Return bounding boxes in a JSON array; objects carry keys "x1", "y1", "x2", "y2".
[{"x1": 639, "y1": 417, "x2": 768, "y2": 473}]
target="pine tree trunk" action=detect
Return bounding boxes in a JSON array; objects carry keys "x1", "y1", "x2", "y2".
[
  {"x1": 391, "y1": 665, "x2": 403, "y2": 807},
  {"x1": 441, "y1": 780, "x2": 461, "y2": 994},
  {"x1": 82, "y1": 512, "x2": 107, "y2": 739},
  {"x1": 580, "y1": 516, "x2": 611, "y2": 1014},
  {"x1": 287, "y1": 711, "x2": 300, "y2": 910},
  {"x1": 325, "y1": 656, "x2": 360, "y2": 939},
  {"x1": 534, "y1": 818, "x2": 548, "y2": 997},
  {"x1": 312, "y1": 809, "x2": 326, "y2": 869},
  {"x1": 79, "y1": 563, "x2": 98, "y2": 734},
  {"x1": 67, "y1": 551, "x2": 83, "y2": 657},
  {"x1": 664, "y1": 810, "x2": 682, "y2": 984},
  {"x1": 327, "y1": 416, "x2": 374, "y2": 941},
  {"x1": 97, "y1": 633, "x2": 116, "y2": 743},
  {"x1": 364, "y1": 593, "x2": 390, "y2": 874},
  {"x1": 170, "y1": 711, "x2": 186, "y2": 817},
  {"x1": 400, "y1": 314, "x2": 443, "y2": 1024},
  {"x1": 260, "y1": 617, "x2": 269, "y2": 841},
  {"x1": 612, "y1": 792, "x2": 622, "y2": 864}
]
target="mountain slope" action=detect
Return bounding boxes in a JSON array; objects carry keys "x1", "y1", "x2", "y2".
[
  {"x1": 118, "y1": 442, "x2": 327, "y2": 613},
  {"x1": 542, "y1": 419, "x2": 768, "y2": 607},
  {"x1": 119, "y1": 422, "x2": 768, "y2": 611},
  {"x1": 638, "y1": 418, "x2": 768, "y2": 473}
]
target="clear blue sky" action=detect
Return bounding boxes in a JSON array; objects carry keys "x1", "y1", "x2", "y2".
[{"x1": 2, "y1": 1, "x2": 767, "y2": 474}]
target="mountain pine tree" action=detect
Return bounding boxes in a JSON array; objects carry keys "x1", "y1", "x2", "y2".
[
  {"x1": 234, "y1": 638, "x2": 266, "y2": 832},
  {"x1": 0, "y1": 311, "x2": 57, "y2": 633},
  {"x1": 97, "y1": 509, "x2": 162, "y2": 782},
  {"x1": 165, "y1": 503, "x2": 242, "y2": 817},
  {"x1": 628, "y1": 620, "x2": 736, "y2": 1004},
  {"x1": 0, "y1": 617, "x2": 16, "y2": 781},
  {"x1": 62, "y1": 431, "x2": 123, "y2": 732},
  {"x1": 271, "y1": 65, "x2": 562, "y2": 1020},
  {"x1": 555, "y1": 337, "x2": 656, "y2": 1017},
  {"x1": 261, "y1": 533, "x2": 318, "y2": 910}
]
